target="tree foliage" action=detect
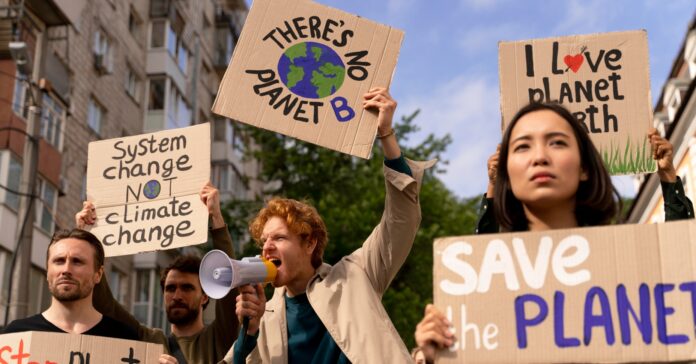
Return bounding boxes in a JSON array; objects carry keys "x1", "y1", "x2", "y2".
[{"x1": 223, "y1": 110, "x2": 480, "y2": 348}]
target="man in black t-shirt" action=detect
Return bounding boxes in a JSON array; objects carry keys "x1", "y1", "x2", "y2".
[{"x1": 3, "y1": 229, "x2": 175, "y2": 363}]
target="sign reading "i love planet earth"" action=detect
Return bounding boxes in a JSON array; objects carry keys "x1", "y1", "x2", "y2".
[
  {"x1": 212, "y1": 0, "x2": 404, "y2": 159},
  {"x1": 499, "y1": 30, "x2": 654, "y2": 175}
]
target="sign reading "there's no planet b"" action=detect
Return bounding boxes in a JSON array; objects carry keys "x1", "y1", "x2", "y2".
[{"x1": 212, "y1": 0, "x2": 404, "y2": 159}]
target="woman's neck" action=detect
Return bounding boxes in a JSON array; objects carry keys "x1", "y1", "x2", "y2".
[{"x1": 523, "y1": 200, "x2": 578, "y2": 231}]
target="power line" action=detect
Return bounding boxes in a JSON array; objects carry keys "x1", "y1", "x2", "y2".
[{"x1": 0, "y1": 182, "x2": 36, "y2": 198}]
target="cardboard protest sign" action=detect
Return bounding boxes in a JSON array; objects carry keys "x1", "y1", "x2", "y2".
[
  {"x1": 0, "y1": 331, "x2": 162, "y2": 363},
  {"x1": 499, "y1": 30, "x2": 655, "y2": 175},
  {"x1": 211, "y1": 0, "x2": 404, "y2": 159},
  {"x1": 434, "y1": 220, "x2": 696, "y2": 363},
  {"x1": 86, "y1": 123, "x2": 210, "y2": 257}
]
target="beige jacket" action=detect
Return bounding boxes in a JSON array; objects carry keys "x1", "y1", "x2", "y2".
[{"x1": 222, "y1": 159, "x2": 434, "y2": 364}]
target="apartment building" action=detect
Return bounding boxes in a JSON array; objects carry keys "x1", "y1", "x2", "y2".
[
  {"x1": 0, "y1": 0, "x2": 255, "y2": 330},
  {"x1": 628, "y1": 15, "x2": 696, "y2": 224}
]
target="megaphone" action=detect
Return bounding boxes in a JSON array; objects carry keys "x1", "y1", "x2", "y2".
[{"x1": 199, "y1": 250, "x2": 277, "y2": 299}]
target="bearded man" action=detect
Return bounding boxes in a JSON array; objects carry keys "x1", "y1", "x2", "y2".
[
  {"x1": 2, "y1": 229, "x2": 139, "y2": 339},
  {"x1": 78, "y1": 183, "x2": 238, "y2": 364}
]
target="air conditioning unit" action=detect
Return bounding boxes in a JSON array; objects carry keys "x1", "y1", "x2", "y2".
[{"x1": 93, "y1": 53, "x2": 108, "y2": 74}]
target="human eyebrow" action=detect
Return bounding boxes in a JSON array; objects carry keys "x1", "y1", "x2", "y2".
[
  {"x1": 164, "y1": 284, "x2": 177, "y2": 291},
  {"x1": 510, "y1": 135, "x2": 532, "y2": 145},
  {"x1": 545, "y1": 131, "x2": 571, "y2": 140},
  {"x1": 51, "y1": 255, "x2": 66, "y2": 263}
]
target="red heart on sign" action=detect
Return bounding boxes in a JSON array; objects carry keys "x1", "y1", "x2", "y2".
[{"x1": 563, "y1": 54, "x2": 584, "y2": 73}]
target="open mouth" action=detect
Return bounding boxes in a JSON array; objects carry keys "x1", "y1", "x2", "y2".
[{"x1": 269, "y1": 258, "x2": 281, "y2": 267}]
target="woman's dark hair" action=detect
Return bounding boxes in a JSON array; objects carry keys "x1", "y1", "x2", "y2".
[{"x1": 493, "y1": 102, "x2": 619, "y2": 231}]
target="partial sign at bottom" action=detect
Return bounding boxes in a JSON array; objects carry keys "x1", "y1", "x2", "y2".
[{"x1": 0, "y1": 331, "x2": 163, "y2": 363}]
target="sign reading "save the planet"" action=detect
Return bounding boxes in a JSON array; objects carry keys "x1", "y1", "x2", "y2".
[{"x1": 212, "y1": 0, "x2": 404, "y2": 159}]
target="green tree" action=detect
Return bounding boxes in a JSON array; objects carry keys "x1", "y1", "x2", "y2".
[{"x1": 223, "y1": 110, "x2": 480, "y2": 348}]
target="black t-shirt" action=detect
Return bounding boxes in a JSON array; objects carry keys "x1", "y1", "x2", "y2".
[{"x1": 3, "y1": 313, "x2": 139, "y2": 341}]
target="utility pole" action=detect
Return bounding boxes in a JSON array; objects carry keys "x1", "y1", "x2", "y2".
[
  {"x1": 5, "y1": 2, "x2": 44, "y2": 323},
  {"x1": 8, "y1": 101, "x2": 40, "y2": 321}
]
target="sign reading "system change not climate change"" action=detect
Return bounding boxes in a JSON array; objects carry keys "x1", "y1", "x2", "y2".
[{"x1": 86, "y1": 123, "x2": 210, "y2": 257}]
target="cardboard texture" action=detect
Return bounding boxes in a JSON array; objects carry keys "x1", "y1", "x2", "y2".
[
  {"x1": 433, "y1": 220, "x2": 696, "y2": 363},
  {"x1": 499, "y1": 30, "x2": 655, "y2": 175},
  {"x1": 211, "y1": 0, "x2": 404, "y2": 159},
  {"x1": 0, "y1": 331, "x2": 163, "y2": 363},
  {"x1": 86, "y1": 123, "x2": 210, "y2": 257}
]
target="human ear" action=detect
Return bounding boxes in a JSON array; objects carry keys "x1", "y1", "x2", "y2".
[
  {"x1": 580, "y1": 168, "x2": 589, "y2": 181},
  {"x1": 94, "y1": 266, "x2": 104, "y2": 283},
  {"x1": 305, "y1": 238, "x2": 317, "y2": 255},
  {"x1": 201, "y1": 293, "x2": 209, "y2": 307}
]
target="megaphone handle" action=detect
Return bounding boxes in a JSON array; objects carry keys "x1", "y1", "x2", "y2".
[
  {"x1": 238, "y1": 315, "x2": 252, "y2": 352},
  {"x1": 238, "y1": 286, "x2": 259, "y2": 350}
]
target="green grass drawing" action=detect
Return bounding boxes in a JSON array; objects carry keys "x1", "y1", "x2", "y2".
[{"x1": 600, "y1": 137, "x2": 656, "y2": 175}]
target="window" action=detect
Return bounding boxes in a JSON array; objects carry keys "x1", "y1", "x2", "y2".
[
  {"x1": 0, "y1": 248, "x2": 11, "y2": 324},
  {"x1": 166, "y1": 84, "x2": 190, "y2": 129},
  {"x1": 167, "y1": 23, "x2": 178, "y2": 58},
  {"x1": 93, "y1": 29, "x2": 113, "y2": 73},
  {"x1": 151, "y1": 278, "x2": 164, "y2": 329},
  {"x1": 231, "y1": 166, "x2": 246, "y2": 199},
  {"x1": 109, "y1": 268, "x2": 128, "y2": 305},
  {"x1": 125, "y1": 66, "x2": 141, "y2": 101},
  {"x1": 87, "y1": 97, "x2": 105, "y2": 134},
  {"x1": 133, "y1": 269, "x2": 152, "y2": 325},
  {"x1": 128, "y1": 7, "x2": 142, "y2": 39},
  {"x1": 215, "y1": 27, "x2": 234, "y2": 66},
  {"x1": 36, "y1": 178, "x2": 57, "y2": 233},
  {"x1": 12, "y1": 74, "x2": 29, "y2": 118},
  {"x1": 217, "y1": 165, "x2": 229, "y2": 191},
  {"x1": 213, "y1": 118, "x2": 229, "y2": 142},
  {"x1": 232, "y1": 125, "x2": 245, "y2": 160},
  {"x1": 150, "y1": 19, "x2": 166, "y2": 48},
  {"x1": 213, "y1": 164, "x2": 247, "y2": 199},
  {"x1": 177, "y1": 43, "x2": 189, "y2": 74},
  {"x1": 164, "y1": 21, "x2": 189, "y2": 74},
  {"x1": 132, "y1": 268, "x2": 166, "y2": 330},
  {"x1": 40, "y1": 93, "x2": 64, "y2": 150},
  {"x1": 28, "y1": 266, "x2": 51, "y2": 314},
  {"x1": 5, "y1": 156, "x2": 21, "y2": 211},
  {"x1": 148, "y1": 78, "x2": 166, "y2": 110}
]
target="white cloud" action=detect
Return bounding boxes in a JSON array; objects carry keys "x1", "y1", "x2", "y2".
[
  {"x1": 552, "y1": 0, "x2": 614, "y2": 36},
  {"x1": 386, "y1": 0, "x2": 418, "y2": 19},
  {"x1": 457, "y1": 0, "x2": 505, "y2": 11},
  {"x1": 400, "y1": 75, "x2": 502, "y2": 198},
  {"x1": 456, "y1": 23, "x2": 528, "y2": 54}
]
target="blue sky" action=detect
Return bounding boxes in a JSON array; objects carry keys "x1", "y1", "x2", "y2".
[{"x1": 250, "y1": 0, "x2": 696, "y2": 199}]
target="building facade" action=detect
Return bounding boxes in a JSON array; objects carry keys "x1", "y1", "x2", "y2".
[
  {"x1": 0, "y1": 0, "x2": 256, "y2": 330},
  {"x1": 628, "y1": 15, "x2": 696, "y2": 223}
]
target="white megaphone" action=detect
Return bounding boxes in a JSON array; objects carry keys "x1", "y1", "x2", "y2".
[{"x1": 199, "y1": 249, "x2": 277, "y2": 299}]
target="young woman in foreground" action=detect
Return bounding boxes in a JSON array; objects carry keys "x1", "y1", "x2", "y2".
[{"x1": 412, "y1": 102, "x2": 694, "y2": 362}]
